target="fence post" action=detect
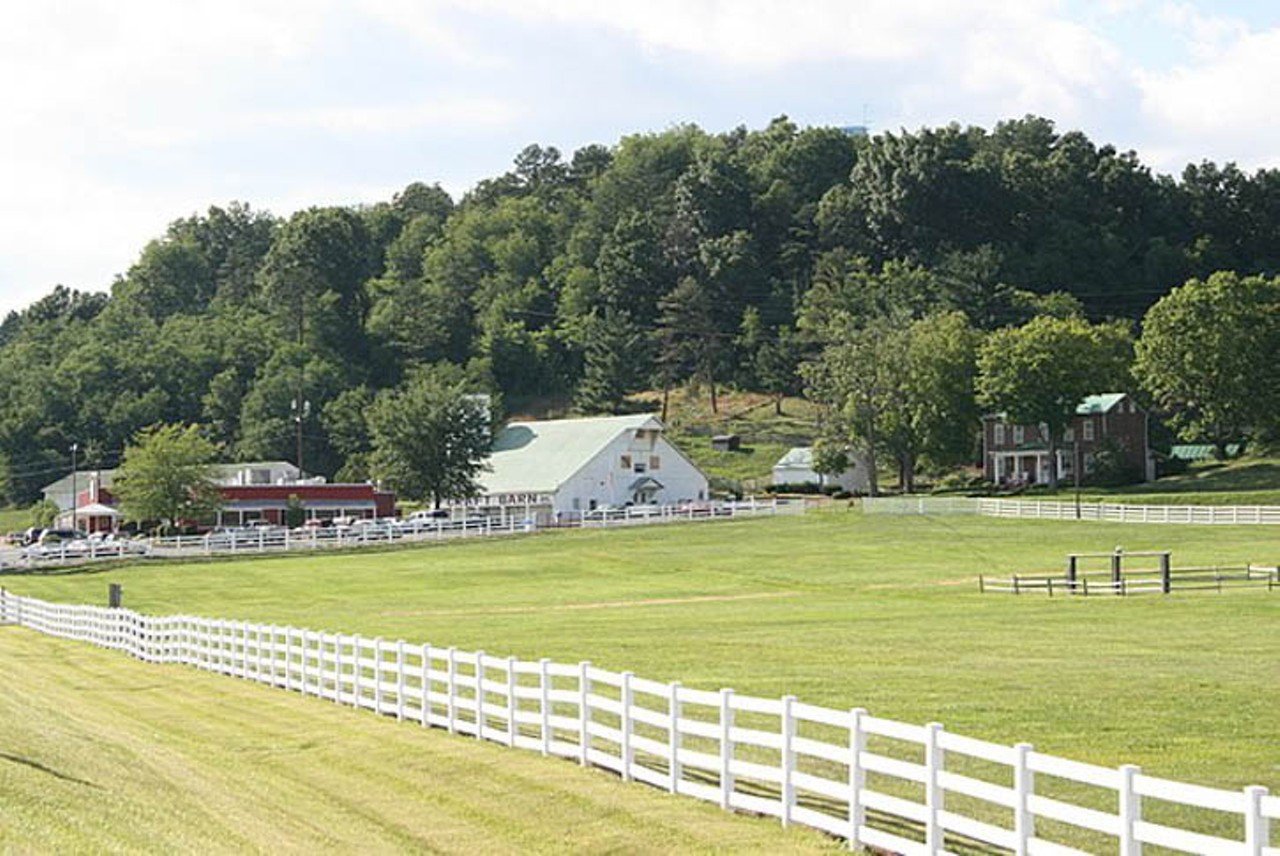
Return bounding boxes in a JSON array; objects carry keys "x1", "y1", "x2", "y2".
[
  {"x1": 1245, "y1": 786, "x2": 1269, "y2": 856},
  {"x1": 539, "y1": 658, "x2": 551, "y2": 757},
  {"x1": 1160, "y1": 553, "x2": 1171, "y2": 594},
  {"x1": 848, "y1": 708, "x2": 867, "y2": 850},
  {"x1": 1119, "y1": 764, "x2": 1142, "y2": 856},
  {"x1": 925, "y1": 722, "x2": 944, "y2": 853},
  {"x1": 668, "y1": 681, "x2": 682, "y2": 794},
  {"x1": 578, "y1": 660, "x2": 592, "y2": 767},
  {"x1": 620, "y1": 671, "x2": 635, "y2": 782},
  {"x1": 395, "y1": 640, "x2": 406, "y2": 722},
  {"x1": 474, "y1": 651, "x2": 487, "y2": 741},
  {"x1": 1014, "y1": 743, "x2": 1034, "y2": 855},
  {"x1": 780, "y1": 694, "x2": 796, "y2": 827},
  {"x1": 300, "y1": 630, "x2": 311, "y2": 694},
  {"x1": 719, "y1": 688, "x2": 734, "y2": 811},
  {"x1": 373, "y1": 637, "x2": 384, "y2": 714},
  {"x1": 349, "y1": 635, "x2": 364, "y2": 708},
  {"x1": 446, "y1": 647, "x2": 458, "y2": 733},
  {"x1": 420, "y1": 643, "x2": 431, "y2": 726},
  {"x1": 506, "y1": 655, "x2": 518, "y2": 748}
]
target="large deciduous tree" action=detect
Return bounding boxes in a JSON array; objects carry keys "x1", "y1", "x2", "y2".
[
  {"x1": 366, "y1": 366, "x2": 491, "y2": 508},
  {"x1": 113, "y1": 424, "x2": 223, "y2": 534},
  {"x1": 978, "y1": 316, "x2": 1133, "y2": 488},
  {"x1": 1134, "y1": 272, "x2": 1280, "y2": 454}
]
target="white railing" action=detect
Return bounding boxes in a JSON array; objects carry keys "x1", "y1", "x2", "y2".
[
  {"x1": 1, "y1": 590, "x2": 1272, "y2": 855},
  {"x1": 864, "y1": 496, "x2": 1280, "y2": 525},
  {"x1": 6, "y1": 499, "x2": 801, "y2": 569}
]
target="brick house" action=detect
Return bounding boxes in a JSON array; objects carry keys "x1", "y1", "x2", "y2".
[{"x1": 982, "y1": 393, "x2": 1153, "y2": 485}]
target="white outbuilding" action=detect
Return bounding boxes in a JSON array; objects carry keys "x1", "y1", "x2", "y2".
[
  {"x1": 471, "y1": 413, "x2": 709, "y2": 522},
  {"x1": 771, "y1": 447, "x2": 869, "y2": 494}
]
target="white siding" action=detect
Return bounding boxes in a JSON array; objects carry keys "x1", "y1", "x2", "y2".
[{"x1": 552, "y1": 433, "x2": 707, "y2": 515}]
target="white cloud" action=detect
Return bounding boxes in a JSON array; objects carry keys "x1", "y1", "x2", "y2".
[
  {"x1": 1135, "y1": 15, "x2": 1280, "y2": 169},
  {"x1": 2, "y1": 0, "x2": 1279, "y2": 316}
]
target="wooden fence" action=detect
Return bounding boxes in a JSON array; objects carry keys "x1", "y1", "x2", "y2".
[
  {"x1": 864, "y1": 497, "x2": 1280, "y2": 525},
  {"x1": 981, "y1": 565, "x2": 1279, "y2": 596},
  {"x1": 1, "y1": 590, "x2": 1275, "y2": 855}
]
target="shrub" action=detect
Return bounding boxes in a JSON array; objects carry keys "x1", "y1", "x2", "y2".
[{"x1": 1086, "y1": 437, "x2": 1144, "y2": 487}]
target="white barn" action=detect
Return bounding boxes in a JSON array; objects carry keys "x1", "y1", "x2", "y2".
[
  {"x1": 472, "y1": 413, "x2": 709, "y2": 521},
  {"x1": 771, "y1": 447, "x2": 869, "y2": 494}
]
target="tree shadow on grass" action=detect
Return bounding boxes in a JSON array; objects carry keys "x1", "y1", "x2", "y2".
[{"x1": 0, "y1": 752, "x2": 100, "y2": 788}]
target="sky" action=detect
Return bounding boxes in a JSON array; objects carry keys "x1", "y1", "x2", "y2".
[{"x1": 1, "y1": 0, "x2": 1278, "y2": 316}]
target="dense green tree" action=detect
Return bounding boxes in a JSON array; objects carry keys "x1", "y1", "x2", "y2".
[
  {"x1": 366, "y1": 366, "x2": 491, "y2": 507},
  {"x1": 2, "y1": 116, "x2": 1280, "y2": 499},
  {"x1": 1134, "y1": 272, "x2": 1280, "y2": 453},
  {"x1": 978, "y1": 316, "x2": 1133, "y2": 487},
  {"x1": 113, "y1": 424, "x2": 223, "y2": 534},
  {"x1": 257, "y1": 206, "x2": 373, "y2": 357},
  {"x1": 574, "y1": 310, "x2": 649, "y2": 413}
]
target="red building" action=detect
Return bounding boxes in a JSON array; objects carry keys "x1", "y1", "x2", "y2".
[
  {"x1": 982, "y1": 393, "x2": 1153, "y2": 485},
  {"x1": 55, "y1": 462, "x2": 396, "y2": 532}
]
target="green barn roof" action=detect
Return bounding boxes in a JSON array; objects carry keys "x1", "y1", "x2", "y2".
[{"x1": 479, "y1": 413, "x2": 665, "y2": 495}]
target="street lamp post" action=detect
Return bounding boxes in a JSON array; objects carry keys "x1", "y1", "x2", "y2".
[
  {"x1": 1074, "y1": 440, "x2": 1082, "y2": 520},
  {"x1": 70, "y1": 442, "x2": 80, "y2": 532}
]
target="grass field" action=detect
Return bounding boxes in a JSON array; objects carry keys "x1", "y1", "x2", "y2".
[
  {"x1": 0, "y1": 504, "x2": 33, "y2": 533},
  {"x1": 0, "y1": 628, "x2": 833, "y2": 853},
  {"x1": 6, "y1": 510, "x2": 1277, "y2": 800}
]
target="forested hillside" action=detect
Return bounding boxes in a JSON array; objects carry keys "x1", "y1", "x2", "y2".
[{"x1": 2, "y1": 115, "x2": 1278, "y2": 503}]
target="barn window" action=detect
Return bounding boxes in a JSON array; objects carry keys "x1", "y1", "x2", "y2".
[
  {"x1": 620, "y1": 454, "x2": 631, "y2": 469},
  {"x1": 649, "y1": 455, "x2": 661, "y2": 470}
]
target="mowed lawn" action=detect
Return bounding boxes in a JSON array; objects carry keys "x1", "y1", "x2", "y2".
[
  {"x1": 5, "y1": 510, "x2": 1278, "y2": 800},
  {"x1": 0, "y1": 628, "x2": 835, "y2": 854}
]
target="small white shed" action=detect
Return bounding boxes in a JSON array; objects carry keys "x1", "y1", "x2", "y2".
[{"x1": 771, "y1": 447, "x2": 869, "y2": 494}]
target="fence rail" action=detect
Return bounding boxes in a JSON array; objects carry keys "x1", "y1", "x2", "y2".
[
  {"x1": 864, "y1": 496, "x2": 1280, "y2": 525},
  {"x1": 1, "y1": 590, "x2": 1273, "y2": 855},
  {"x1": 3, "y1": 498, "x2": 802, "y2": 571}
]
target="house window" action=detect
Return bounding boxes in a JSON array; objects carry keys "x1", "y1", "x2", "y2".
[
  {"x1": 1012, "y1": 425, "x2": 1025, "y2": 444},
  {"x1": 649, "y1": 455, "x2": 661, "y2": 470},
  {"x1": 1083, "y1": 420, "x2": 1095, "y2": 441},
  {"x1": 572, "y1": 498, "x2": 581, "y2": 511},
  {"x1": 994, "y1": 423, "x2": 1005, "y2": 445},
  {"x1": 1063, "y1": 427, "x2": 1074, "y2": 443},
  {"x1": 620, "y1": 454, "x2": 632, "y2": 469}
]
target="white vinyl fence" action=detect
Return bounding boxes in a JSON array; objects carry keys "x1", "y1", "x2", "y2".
[
  {"x1": 1, "y1": 590, "x2": 1274, "y2": 855},
  {"x1": 864, "y1": 496, "x2": 1280, "y2": 525},
  {"x1": 9, "y1": 498, "x2": 801, "y2": 570}
]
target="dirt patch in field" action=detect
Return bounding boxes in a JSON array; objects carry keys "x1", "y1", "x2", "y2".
[{"x1": 382, "y1": 590, "x2": 797, "y2": 618}]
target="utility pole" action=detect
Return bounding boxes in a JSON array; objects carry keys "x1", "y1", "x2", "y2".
[
  {"x1": 291, "y1": 397, "x2": 311, "y2": 477},
  {"x1": 69, "y1": 442, "x2": 79, "y2": 532}
]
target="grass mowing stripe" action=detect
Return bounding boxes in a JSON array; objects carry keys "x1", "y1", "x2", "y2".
[{"x1": 0, "y1": 627, "x2": 839, "y2": 853}]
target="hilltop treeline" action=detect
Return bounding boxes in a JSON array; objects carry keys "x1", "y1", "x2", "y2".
[{"x1": 2, "y1": 115, "x2": 1277, "y2": 502}]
